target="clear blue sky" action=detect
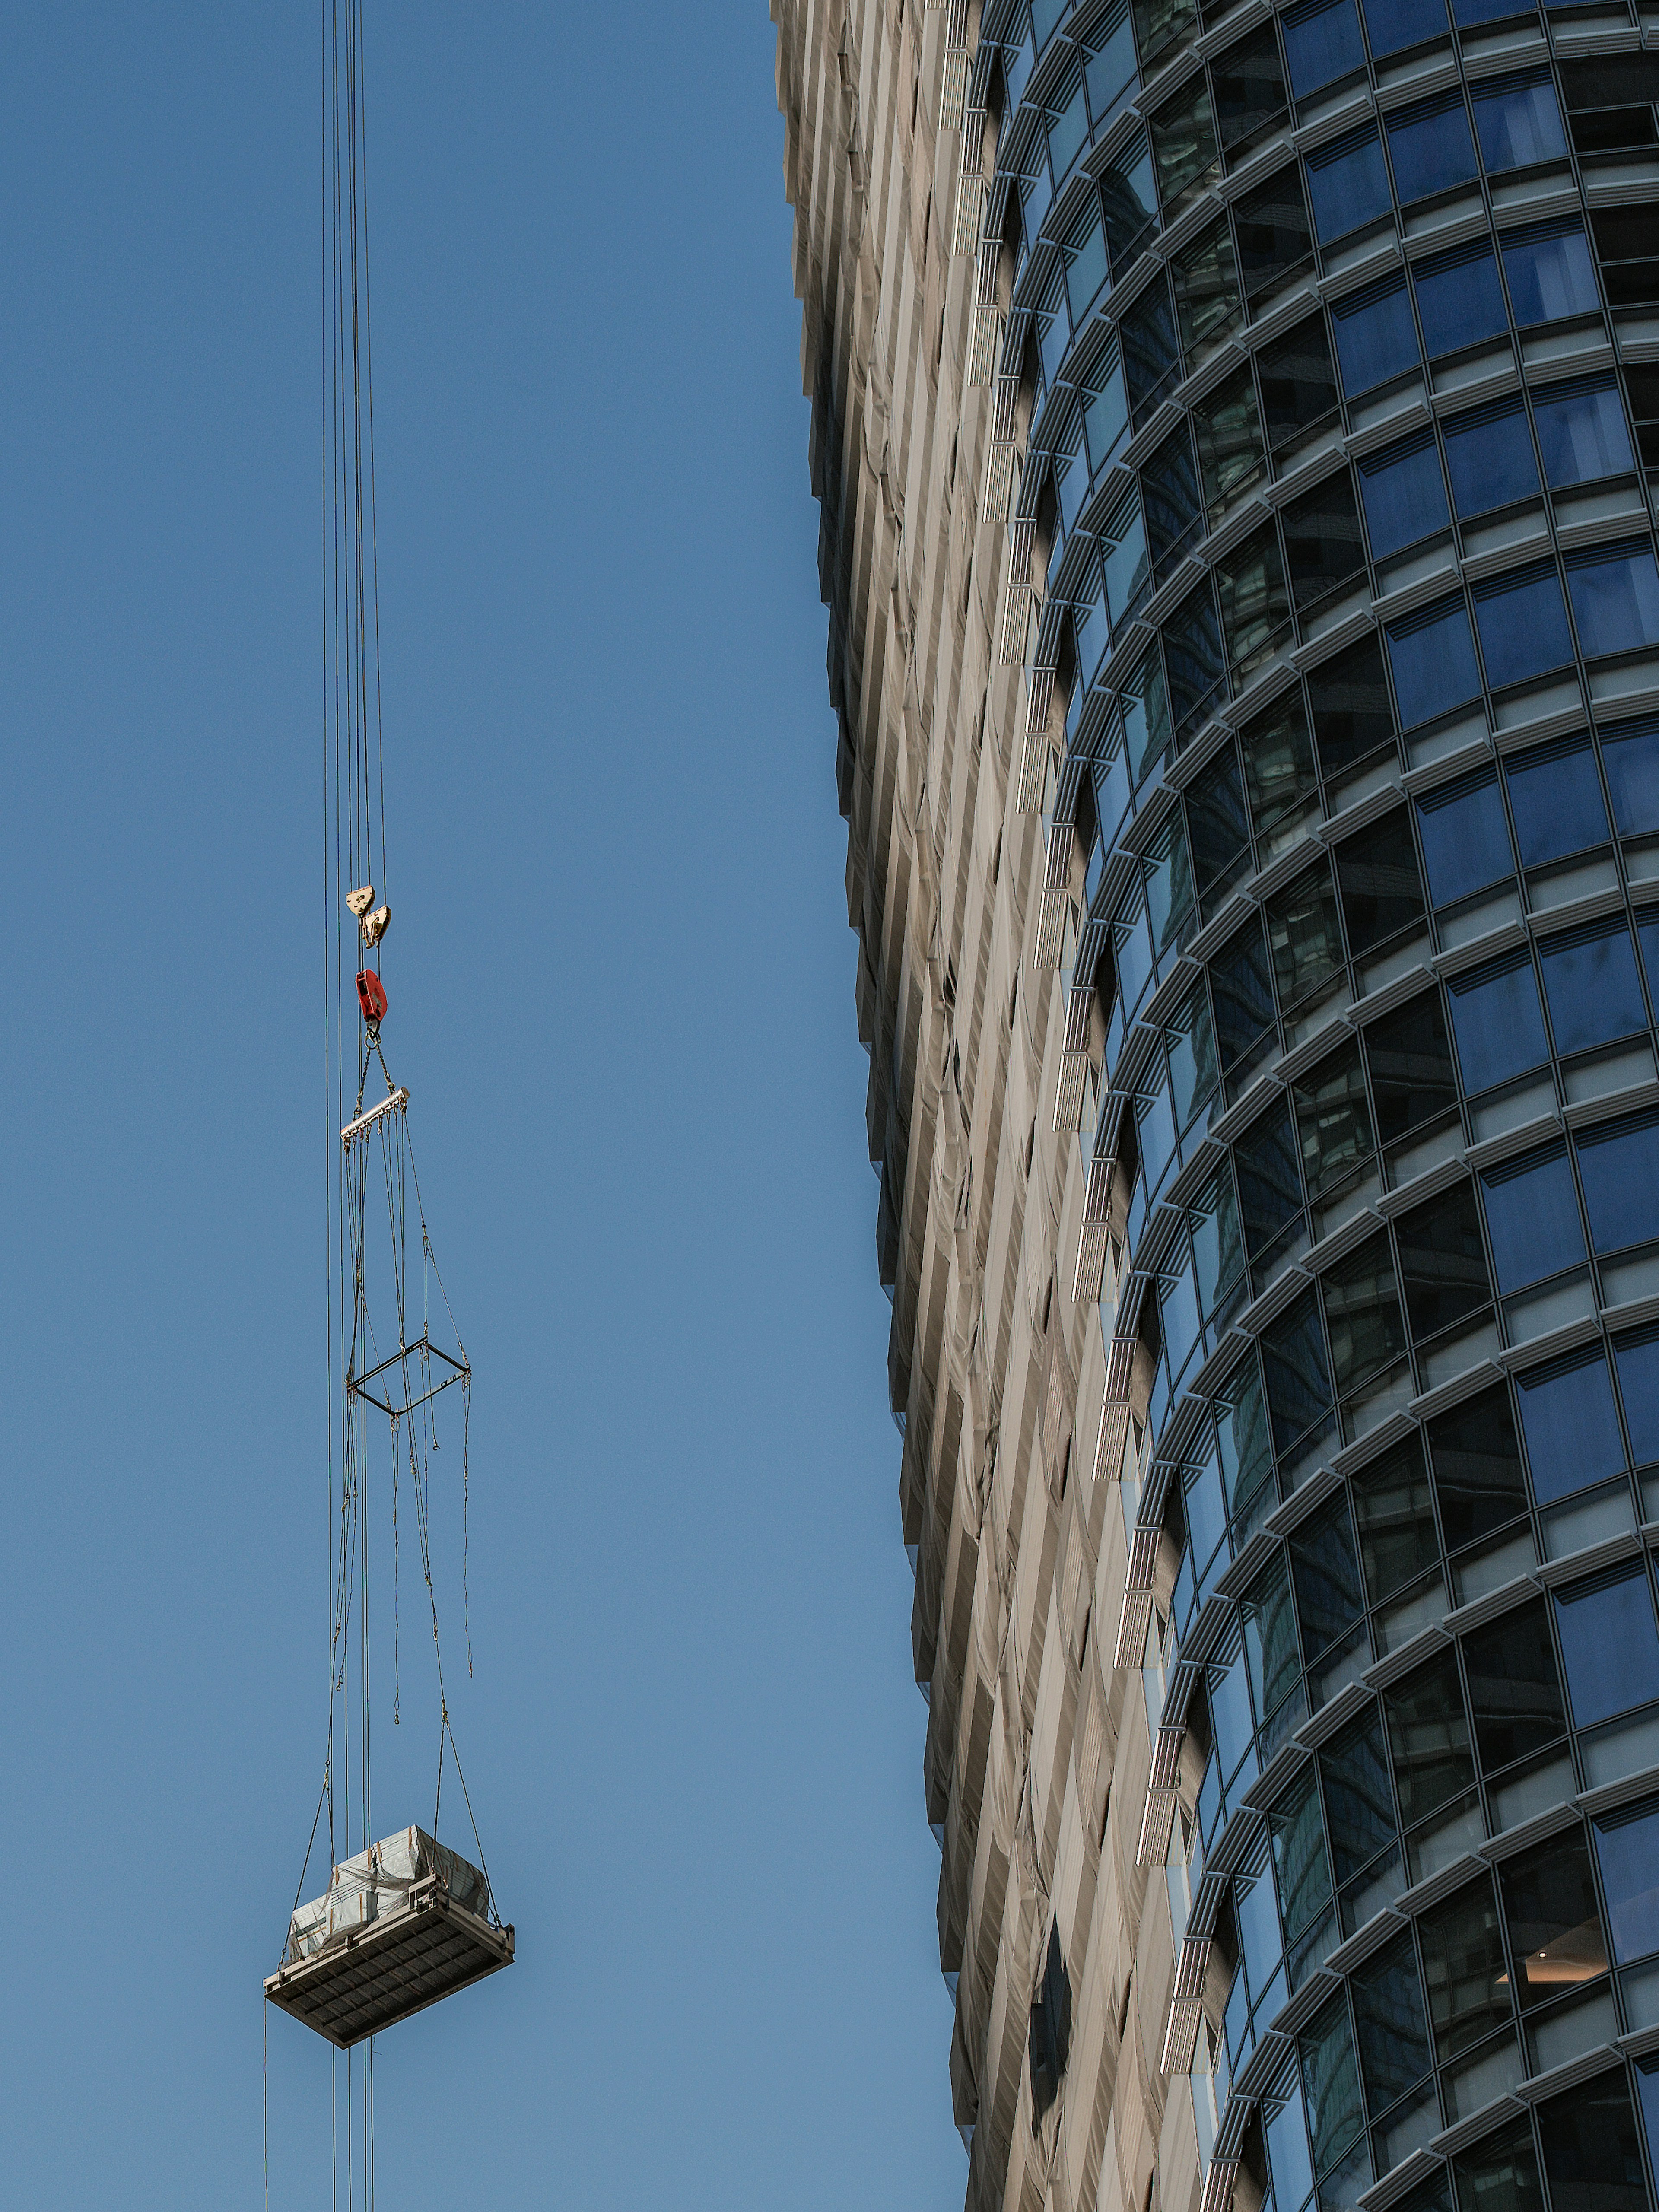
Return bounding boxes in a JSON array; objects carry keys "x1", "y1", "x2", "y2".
[{"x1": 0, "y1": 7, "x2": 964, "y2": 2205}]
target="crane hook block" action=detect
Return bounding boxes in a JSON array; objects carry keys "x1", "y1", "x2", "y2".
[{"x1": 356, "y1": 969, "x2": 388, "y2": 1024}]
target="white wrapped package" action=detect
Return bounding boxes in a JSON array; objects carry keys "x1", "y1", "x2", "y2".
[{"x1": 286, "y1": 1827, "x2": 491, "y2": 1964}]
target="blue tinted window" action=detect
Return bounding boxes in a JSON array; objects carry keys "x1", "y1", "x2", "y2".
[
  {"x1": 1453, "y1": 0, "x2": 1530, "y2": 20},
  {"x1": 1516, "y1": 1347, "x2": 1625, "y2": 1503},
  {"x1": 1594, "y1": 1800, "x2": 1659, "y2": 1964},
  {"x1": 1567, "y1": 541, "x2": 1659, "y2": 663},
  {"x1": 1360, "y1": 0, "x2": 1448, "y2": 52},
  {"x1": 1471, "y1": 73, "x2": 1566, "y2": 172},
  {"x1": 1442, "y1": 399, "x2": 1539, "y2": 518},
  {"x1": 1615, "y1": 1328, "x2": 1659, "y2": 1465},
  {"x1": 1641, "y1": 915, "x2": 1659, "y2": 1016},
  {"x1": 1415, "y1": 770, "x2": 1512, "y2": 908},
  {"x1": 1283, "y1": 0, "x2": 1367, "y2": 100},
  {"x1": 1603, "y1": 721, "x2": 1659, "y2": 840},
  {"x1": 1472, "y1": 561, "x2": 1574, "y2": 691},
  {"x1": 1446, "y1": 953, "x2": 1549, "y2": 1094},
  {"x1": 1554, "y1": 1564, "x2": 1659, "y2": 1726},
  {"x1": 1386, "y1": 94, "x2": 1477, "y2": 203},
  {"x1": 1504, "y1": 739, "x2": 1608, "y2": 868},
  {"x1": 1500, "y1": 222, "x2": 1600, "y2": 326},
  {"x1": 1358, "y1": 433, "x2": 1449, "y2": 559},
  {"x1": 1532, "y1": 378, "x2": 1634, "y2": 487},
  {"x1": 1576, "y1": 1112, "x2": 1659, "y2": 1256},
  {"x1": 1332, "y1": 276, "x2": 1421, "y2": 397},
  {"x1": 1412, "y1": 240, "x2": 1508, "y2": 358},
  {"x1": 1065, "y1": 216, "x2": 1109, "y2": 327},
  {"x1": 1386, "y1": 594, "x2": 1481, "y2": 728},
  {"x1": 1539, "y1": 920, "x2": 1648, "y2": 1055},
  {"x1": 1308, "y1": 128, "x2": 1393, "y2": 245},
  {"x1": 1479, "y1": 1143, "x2": 1585, "y2": 1293},
  {"x1": 1047, "y1": 73, "x2": 1090, "y2": 184}
]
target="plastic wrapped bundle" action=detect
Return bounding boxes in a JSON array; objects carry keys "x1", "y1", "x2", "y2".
[
  {"x1": 286, "y1": 1827, "x2": 490, "y2": 1963},
  {"x1": 267, "y1": 1824, "x2": 512, "y2": 2046}
]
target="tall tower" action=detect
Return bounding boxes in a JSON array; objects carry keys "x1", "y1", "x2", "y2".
[{"x1": 775, "y1": 3, "x2": 1659, "y2": 2212}]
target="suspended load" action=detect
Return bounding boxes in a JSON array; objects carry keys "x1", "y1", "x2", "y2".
[{"x1": 265, "y1": 1827, "x2": 513, "y2": 2048}]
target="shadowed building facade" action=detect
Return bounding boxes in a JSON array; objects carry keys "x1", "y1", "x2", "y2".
[{"x1": 772, "y1": 6, "x2": 1659, "y2": 2212}]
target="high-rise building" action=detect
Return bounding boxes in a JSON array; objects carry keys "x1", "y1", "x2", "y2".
[{"x1": 773, "y1": 6, "x2": 1659, "y2": 2212}]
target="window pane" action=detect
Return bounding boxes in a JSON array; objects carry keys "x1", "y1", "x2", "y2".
[
  {"x1": 1266, "y1": 861, "x2": 1344, "y2": 1011},
  {"x1": 1416, "y1": 769, "x2": 1512, "y2": 909},
  {"x1": 1065, "y1": 214, "x2": 1109, "y2": 328},
  {"x1": 1242, "y1": 694, "x2": 1318, "y2": 841},
  {"x1": 1412, "y1": 240, "x2": 1509, "y2": 359},
  {"x1": 1290, "y1": 1491, "x2": 1364, "y2": 1661},
  {"x1": 1535, "y1": 2073, "x2": 1646, "y2": 2212},
  {"x1": 1385, "y1": 1649, "x2": 1476, "y2": 1827},
  {"x1": 1363, "y1": 986, "x2": 1456, "y2": 1146},
  {"x1": 1353, "y1": 1436, "x2": 1440, "y2": 1606},
  {"x1": 1186, "y1": 745, "x2": 1250, "y2": 908},
  {"x1": 1103, "y1": 138, "x2": 1160, "y2": 275},
  {"x1": 1046, "y1": 71, "x2": 1090, "y2": 184},
  {"x1": 1473, "y1": 73, "x2": 1567, "y2": 172},
  {"x1": 1395, "y1": 1179, "x2": 1490, "y2": 1342},
  {"x1": 1262, "y1": 1290, "x2": 1333, "y2": 1449},
  {"x1": 1192, "y1": 1165, "x2": 1245, "y2": 1312},
  {"x1": 1419, "y1": 1874, "x2": 1509, "y2": 2060},
  {"x1": 1501, "y1": 222, "x2": 1602, "y2": 327},
  {"x1": 1602, "y1": 718, "x2": 1659, "y2": 839},
  {"x1": 1212, "y1": 27, "x2": 1288, "y2": 160},
  {"x1": 1311, "y1": 632, "x2": 1397, "y2": 779},
  {"x1": 1236, "y1": 1102, "x2": 1303, "y2": 1257},
  {"x1": 1283, "y1": 0, "x2": 1367, "y2": 100},
  {"x1": 1212, "y1": 914, "x2": 1276, "y2": 1073},
  {"x1": 1538, "y1": 919, "x2": 1647, "y2": 1055},
  {"x1": 1299, "y1": 1996, "x2": 1366, "y2": 2176},
  {"x1": 1454, "y1": 2118, "x2": 1545, "y2": 2212},
  {"x1": 1295, "y1": 1041, "x2": 1373, "y2": 1198},
  {"x1": 1472, "y1": 561, "x2": 1575, "y2": 692},
  {"x1": 1149, "y1": 77, "x2": 1218, "y2": 211},
  {"x1": 1085, "y1": 6, "x2": 1138, "y2": 122},
  {"x1": 1308, "y1": 127, "x2": 1394, "y2": 244},
  {"x1": 1443, "y1": 398, "x2": 1540, "y2": 519},
  {"x1": 1259, "y1": 313, "x2": 1339, "y2": 455},
  {"x1": 1195, "y1": 363, "x2": 1265, "y2": 513},
  {"x1": 1427, "y1": 1382, "x2": 1528, "y2": 1552},
  {"x1": 1386, "y1": 594, "x2": 1482, "y2": 728},
  {"x1": 1566, "y1": 540, "x2": 1659, "y2": 661},
  {"x1": 1322, "y1": 1230, "x2": 1407, "y2": 1399},
  {"x1": 1142, "y1": 428, "x2": 1204, "y2": 574},
  {"x1": 1614, "y1": 1325, "x2": 1659, "y2": 1468},
  {"x1": 1503, "y1": 737, "x2": 1608, "y2": 868},
  {"x1": 1163, "y1": 580, "x2": 1226, "y2": 731},
  {"x1": 1233, "y1": 164, "x2": 1314, "y2": 311},
  {"x1": 1083, "y1": 346, "x2": 1131, "y2": 475},
  {"x1": 1575, "y1": 1109, "x2": 1659, "y2": 1255},
  {"x1": 1359, "y1": 432, "x2": 1451, "y2": 560},
  {"x1": 1172, "y1": 218, "x2": 1242, "y2": 358},
  {"x1": 1243, "y1": 1553, "x2": 1303, "y2": 1722},
  {"x1": 1516, "y1": 1347, "x2": 1626, "y2": 1504},
  {"x1": 1533, "y1": 378, "x2": 1634, "y2": 488},
  {"x1": 1446, "y1": 953, "x2": 1549, "y2": 1095},
  {"x1": 1499, "y1": 1829, "x2": 1607, "y2": 2009},
  {"x1": 1283, "y1": 471, "x2": 1367, "y2": 614},
  {"x1": 1360, "y1": 0, "x2": 1449, "y2": 59},
  {"x1": 1271, "y1": 1770, "x2": 1335, "y2": 1937},
  {"x1": 1333, "y1": 276, "x2": 1421, "y2": 397},
  {"x1": 1121, "y1": 276, "x2": 1180, "y2": 419},
  {"x1": 1131, "y1": 0, "x2": 1195, "y2": 68},
  {"x1": 1594, "y1": 1798, "x2": 1659, "y2": 1964},
  {"x1": 1216, "y1": 521, "x2": 1290, "y2": 674},
  {"x1": 1554, "y1": 1562, "x2": 1659, "y2": 1727},
  {"x1": 1320, "y1": 1710, "x2": 1397, "y2": 1880},
  {"x1": 1462, "y1": 1599, "x2": 1567, "y2": 1771},
  {"x1": 1481, "y1": 1142, "x2": 1583, "y2": 1294},
  {"x1": 1351, "y1": 1936, "x2": 1433, "y2": 2122},
  {"x1": 1387, "y1": 94, "x2": 1478, "y2": 204},
  {"x1": 1337, "y1": 808, "x2": 1425, "y2": 958}
]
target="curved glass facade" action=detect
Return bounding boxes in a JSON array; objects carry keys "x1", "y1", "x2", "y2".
[{"x1": 979, "y1": 0, "x2": 1659, "y2": 2207}]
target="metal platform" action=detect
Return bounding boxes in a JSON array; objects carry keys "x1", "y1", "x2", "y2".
[{"x1": 264, "y1": 1878, "x2": 514, "y2": 2047}]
